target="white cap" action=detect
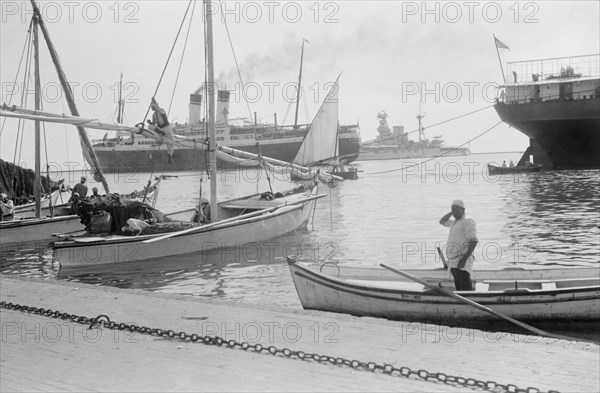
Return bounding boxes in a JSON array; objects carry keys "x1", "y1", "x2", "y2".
[{"x1": 451, "y1": 199, "x2": 465, "y2": 209}]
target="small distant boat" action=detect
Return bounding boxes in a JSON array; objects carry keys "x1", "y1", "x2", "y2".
[
  {"x1": 488, "y1": 163, "x2": 542, "y2": 175},
  {"x1": 331, "y1": 166, "x2": 359, "y2": 180},
  {"x1": 287, "y1": 258, "x2": 600, "y2": 324}
]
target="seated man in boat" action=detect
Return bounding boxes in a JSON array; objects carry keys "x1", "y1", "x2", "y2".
[
  {"x1": 90, "y1": 187, "x2": 101, "y2": 200},
  {"x1": 147, "y1": 98, "x2": 174, "y2": 163},
  {"x1": 439, "y1": 200, "x2": 479, "y2": 291},
  {"x1": 0, "y1": 193, "x2": 14, "y2": 221},
  {"x1": 191, "y1": 197, "x2": 210, "y2": 224},
  {"x1": 72, "y1": 176, "x2": 88, "y2": 198},
  {"x1": 501, "y1": 160, "x2": 507, "y2": 168},
  {"x1": 69, "y1": 192, "x2": 81, "y2": 214}
]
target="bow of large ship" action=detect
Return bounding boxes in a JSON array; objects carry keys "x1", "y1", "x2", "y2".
[{"x1": 494, "y1": 54, "x2": 600, "y2": 170}]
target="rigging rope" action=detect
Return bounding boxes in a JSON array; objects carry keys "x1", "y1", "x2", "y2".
[
  {"x1": 167, "y1": 0, "x2": 197, "y2": 115},
  {"x1": 142, "y1": 0, "x2": 195, "y2": 122},
  {"x1": 15, "y1": 26, "x2": 35, "y2": 166},
  {"x1": 217, "y1": 0, "x2": 275, "y2": 191},
  {"x1": 0, "y1": 20, "x2": 33, "y2": 139},
  {"x1": 219, "y1": 0, "x2": 253, "y2": 121},
  {"x1": 368, "y1": 120, "x2": 503, "y2": 175}
]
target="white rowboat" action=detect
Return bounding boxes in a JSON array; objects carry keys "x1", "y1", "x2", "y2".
[{"x1": 287, "y1": 258, "x2": 600, "y2": 323}]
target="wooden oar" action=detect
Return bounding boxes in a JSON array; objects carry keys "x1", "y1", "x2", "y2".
[
  {"x1": 436, "y1": 246, "x2": 448, "y2": 269},
  {"x1": 380, "y1": 263, "x2": 575, "y2": 341}
]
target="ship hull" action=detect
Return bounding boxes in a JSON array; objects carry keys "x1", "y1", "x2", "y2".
[
  {"x1": 494, "y1": 99, "x2": 600, "y2": 170},
  {"x1": 95, "y1": 136, "x2": 361, "y2": 173},
  {"x1": 356, "y1": 146, "x2": 470, "y2": 161}
]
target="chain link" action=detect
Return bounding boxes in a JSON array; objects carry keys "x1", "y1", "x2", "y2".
[{"x1": 1, "y1": 301, "x2": 558, "y2": 393}]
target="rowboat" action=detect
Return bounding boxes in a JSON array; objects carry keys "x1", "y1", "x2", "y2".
[
  {"x1": 287, "y1": 258, "x2": 600, "y2": 323},
  {"x1": 488, "y1": 163, "x2": 542, "y2": 175}
]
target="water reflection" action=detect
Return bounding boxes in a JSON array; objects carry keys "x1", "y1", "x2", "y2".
[{"x1": 1, "y1": 154, "x2": 599, "y2": 309}]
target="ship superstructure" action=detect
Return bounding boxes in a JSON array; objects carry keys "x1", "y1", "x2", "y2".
[{"x1": 357, "y1": 111, "x2": 470, "y2": 161}]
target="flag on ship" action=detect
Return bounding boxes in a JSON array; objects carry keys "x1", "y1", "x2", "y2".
[{"x1": 494, "y1": 36, "x2": 510, "y2": 51}]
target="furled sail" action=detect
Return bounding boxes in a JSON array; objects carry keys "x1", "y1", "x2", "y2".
[
  {"x1": 294, "y1": 75, "x2": 340, "y2": 166},
  {"x1": 0, "y1": 105, "x2": 200, "y2": 149}
]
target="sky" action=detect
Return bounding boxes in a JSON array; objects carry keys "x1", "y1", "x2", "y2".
[{"x1": 1, "y1": 0, "x2": 599, "y2": 169}]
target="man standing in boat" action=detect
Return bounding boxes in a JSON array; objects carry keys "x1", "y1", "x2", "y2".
[
  {"x1": 148, "y1": 98, "x2": 174, "y2": 163},
  {"x1": 439, "y1": 200, "x2": 478, "y2": 291}
]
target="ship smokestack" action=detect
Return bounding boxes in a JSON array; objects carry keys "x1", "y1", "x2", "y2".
[
  {"x1": 189, "y1": 94, "x2": 202, "y2": 124},
  {"x1": 216, "y1": 90, "x2": 230, "y2": 125}
]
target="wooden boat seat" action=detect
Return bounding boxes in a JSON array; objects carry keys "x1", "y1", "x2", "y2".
[{"x1": 541, "y1": 282, "x2": 557, "y2": 290}]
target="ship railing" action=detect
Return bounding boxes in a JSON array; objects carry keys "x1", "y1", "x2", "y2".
[
  {"x1": 496, "y1": 85, "x2": 599, "y2": 104},
  {"x1": 505, "y1": 54, "x2": 599, "y2": 84}
]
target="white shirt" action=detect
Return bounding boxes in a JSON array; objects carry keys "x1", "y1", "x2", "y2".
[{"x1": 442, "y1": 215, "x2": 478, "y2": 272}]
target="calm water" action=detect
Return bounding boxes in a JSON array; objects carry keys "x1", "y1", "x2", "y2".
[{"x1": 2, "y1": 152, "x2": 599, "y2": 309}]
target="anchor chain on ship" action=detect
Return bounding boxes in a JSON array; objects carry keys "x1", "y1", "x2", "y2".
[{"x1": 1, "y1": 301, "x2": 557, "y2": 393}]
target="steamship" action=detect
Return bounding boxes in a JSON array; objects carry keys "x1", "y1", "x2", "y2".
[
  {"x1": 494, "y1": 54, "x2": 600, "y2": 170},
  {"x1": 92, "y1": 91, "x2": 361, "y2": 173}
]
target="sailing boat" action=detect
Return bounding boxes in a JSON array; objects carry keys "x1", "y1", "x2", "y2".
[
  {"x1": 290, "y1": 74, "x2": 358, "y2": 181},
  {"x1": 51, "y1": 0, "x2": 325, "y2": 267},
  {"x1": 0, "y1": 3, "x2": 163, "y2": 246},
  {"x1": 0, "y1": 9, "x2": 86, "y2": 246}
]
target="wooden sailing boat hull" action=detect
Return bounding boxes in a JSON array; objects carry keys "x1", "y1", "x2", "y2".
[
  {"x1": 0, "y1": 215, "x2": 82, "y2": 246},
  {"x1": 288, "y1": 260, "x2": 600, "y2": 323},
  {"x1": 53, "y1": 192, "x2": 321, "y2": 267},
  {"x1": 13, "y1": 190, "x2": 71, "y2": 218}
]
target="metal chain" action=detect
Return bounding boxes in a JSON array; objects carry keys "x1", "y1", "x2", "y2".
[{"x1": 1, "y1": 301, "x2": 558, "y2": 393}]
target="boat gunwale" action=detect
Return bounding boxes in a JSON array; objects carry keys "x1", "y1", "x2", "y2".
[
  {"x1": 0, "y1": 214, "x2": 79, "y2": 229},
  {"x1": 53, "y1": 196, "x2": 320, "y2": 249}
]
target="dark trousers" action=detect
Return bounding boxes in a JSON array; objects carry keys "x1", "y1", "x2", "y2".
[{"x1": 451, "y1": 268, "x2": 472, "y2": 291}]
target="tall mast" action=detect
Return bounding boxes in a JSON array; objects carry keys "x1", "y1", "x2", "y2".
[
  {"x1": 33, "y1": 15, "x2": 41, "y2": 218},
  {"x1": 416, "y1": 113, "x2": 426, "y2": 143},
  {"x1": 205, "y1": 0, "x2": 217, "y2": 222},
  {"x1": 293, "y1": 39, "x2": 307, "y2": 129},
  {"x1": 416, "y1": 96, "x2": 425, "y2": 143},
  {"x1": 117, "y1": 72, "x2": 123, "y2": 123},
  {"x1": 29, "y1": 0, "x2": 110, "y2": 194}
]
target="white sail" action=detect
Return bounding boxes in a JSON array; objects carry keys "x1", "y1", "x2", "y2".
[{"x1": 294, "y1": 75, "x2": 340, "y2": 165}]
